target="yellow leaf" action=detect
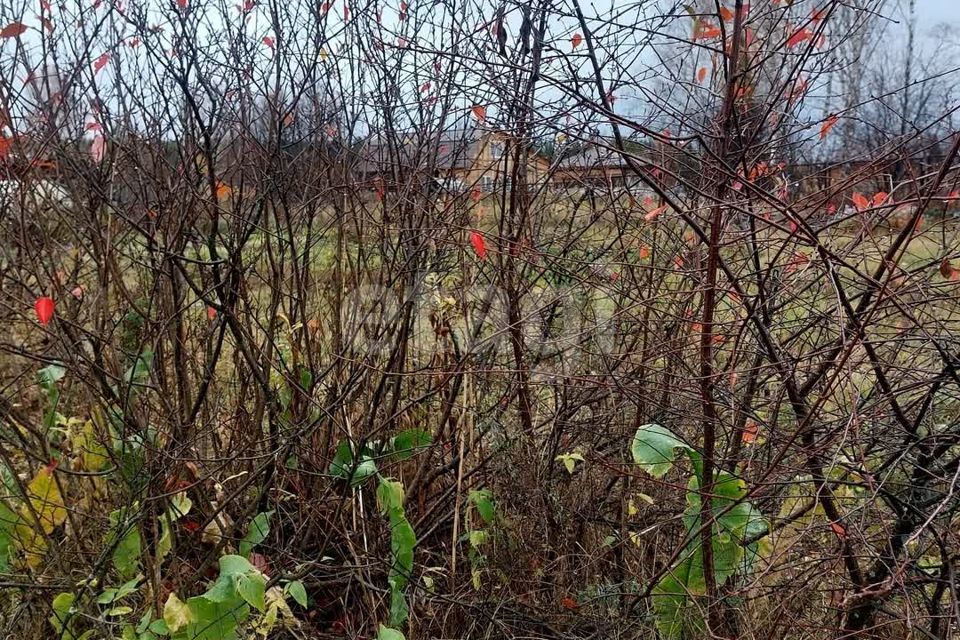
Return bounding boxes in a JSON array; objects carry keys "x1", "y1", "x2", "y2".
[
  {"x1": 74, "y1": 421, "x2": 108, "y2": 472},
  {"x1": 14, "y1": 521, "x2": 47, "y2": 568},
  {"x1": 163, "y1": 593, "x2": 194, "y2": 633},
  {"x1": 24, "y1": 465, "x2": 66, "y2": 534}
]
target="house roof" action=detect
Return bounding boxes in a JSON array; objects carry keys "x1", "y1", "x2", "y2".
[
  {"x1": 354, "y1": 127, "x2": 485, "y2": 174},
  {"x1": 557, "y1": 138, "x2": 650, "y2": 170}
]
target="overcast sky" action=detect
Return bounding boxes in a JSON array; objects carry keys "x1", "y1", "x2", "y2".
[{"x1": 917, "y1": 0, "x2": 960, "y2": 25}]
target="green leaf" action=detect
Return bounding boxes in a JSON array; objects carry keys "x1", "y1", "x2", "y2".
[
  {"x1": 377, "y1": 625, "x2": 406, "y2": 640},
  {"x1": 218, "y1": 554, "x2": 256, "y2": 577},
  {"x1": 468, "y1": 489, "x2": 495, "y2": 524},
  {"x1": 107, "y1": 509, "x2": 142, "y2": 579},
  {"x1": 285, "y1": 580, "x2": 308, "y2": 608},
  {"x1": 390, "y1": 428, "x2": 432, "y2": 460},
  {"x1": 97, "y1": 576, "x2": 141, "y2": 604},
  {"x1": 184, "y1": 595, "x2": 247, "y2": 640},
  {"x1": 148, "y1": 618, "x2": 169, "y2": 636},
  {"x1": 49, "y1": 592, "x2": 76, "y2": 637},
  {"x1": 38, "y1": 363, "x2": 67, "y2": 388},
  {"x1": 330, "y1": 439, "x2": 378, "y2": 486},
  {"x1": 377, "y1": 478, "x2": 416, "y2": 628},
  {"x1": 631, "y1": 423, "x2": 692, "y2": 478},
  {"x1": 238, "y1": 511, "x2": 273, "y2": 558},
  {"x1": 123, "y1": 350, "x2": 154, "y2": 387},
  {"x1": 0, "y1": 500, "x2": 17, "y2": 572},
  {"x1": 376, "y1": 479, "x2": 406, "y2": 514},
  {"x1": 236, "y1": 572, "x2": 266, "y2": 612}
]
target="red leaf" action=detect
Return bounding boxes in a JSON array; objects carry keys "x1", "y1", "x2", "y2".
[
  {"x1": 93, "y1": 52, "x2": 111, "y2": 74},
  {"x1": 696, "y1": 67, "x2": 707, "y2": 83},
  {"x1": 40, "y1": 17, "x2": 54, "y2": 33},
  {"x1": 90, "y1": 135, "x2": 107, "y2": 163},
  {"x1": 939, "y1": 259, "x2": 954, "y2": 279},
  {"x1": 830, "y1": 522, "x2": 847, "y2": 539},
  {"x1": 571, "y1": 33, "x2": 582, "y2": 49},
  {"x1": 34, "y1": 296, "x2": 55, "y2": 325},
  {"x1": 561, "y1": 596, "x2": 579, "y2": 611},
  {"x1": 719, "y1": 6, "x2": 734, "y2": 21},
  {"x1": 0, "y1": 22, "x2": 28, "y2": 38},
  {"x1": 207, "y1": 306, "x2": 217, "y2": 321},
  {"x1": 90, "y1": 135, "x2": 106, "y2": 163},
  {"x1": 638, "y1": 245, "x2": 650, "y2": 259},
  {"x1": 787, "y1": 27, "x2": 812, "y2": 48},
  {"x1": 420, "y1": 81, "x2": 431, "y2": 93},
  {"x1": 471, "y1": 104, "x2": 486, "y2": 122},
  {"x1": 872, "y1": 191, "x2": 888, "y2": 206},
  {"x1": 819, "y1": 114, "x2": 838, "y2": 139},
  {"x1": 470, "y1": 186, "x2": 482, "y2": 202},
  {"x1": 851, "y1": 192, "x2": 869, "y2": 212},
  {"x1": 470, "y1": 230, "x2": 487, "y2": 260},
  {"x1": 0, "y1": 136, "x2": 11, "y2": 158},
  {"x1": 262, "y1": 36, "x2": 274, "y2": 49},
  {"x1": 177, "y1": 0, "x2": 188, "y2": 7},
  {"x1": 742, "y1": 422, "x2": 758, "y2": 443}
]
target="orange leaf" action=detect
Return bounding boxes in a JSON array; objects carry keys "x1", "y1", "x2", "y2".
[
  {"x1": 872, "y1": 191, "x2": 888, "y2": 206},
  {"x1": 830, "y1": 522, "x2": 847, "y2": 539},
  {"x1": 471, "y1": 104, "x2": 486, "y2": 122},
  {"x1": 560, "y1": 596, "x2": 579, "y2": 611},
  {"x1": 696, "y1": 67, "x2": 707, "y2": 83},
  {"x1": 470, "y1": 230, "x2": 487, "y2": 260},
  {"x1": 0, "y1": 136, "x2": 11, "y2": 158},
  {"x1": 215, "y1": 182, "x2": 232, "y2": 199},
  {"x1": 693, "y1": 19, "x2": 722, "y2": 40},
  {"x1": 207, "y1": 306, "x2": 217, "y2": 321},
  {"x1": 571, "y1": 33, "x2": 582, "y2": 49},
  {"x1": 638, "y1": 245, "x2": 650, "y2": 259},
  {"x1": 851, "y1": 192, "x2": 869, "y2": 212},
  {"x1": 644, "y1": 204, "x2": 666, "y2": 222},
  {"x1": 0, "y1": 21, "x2": 27, "y2": 38},
  {"x1": 820, "y1": 114, "x2": 838, "y2": 139},
  {"x1": 742, "y1": 422, "x2": 758, "y2": 443},
  {"x1": 719, "y1": 6, "x2": 734, "y2": 21}
]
